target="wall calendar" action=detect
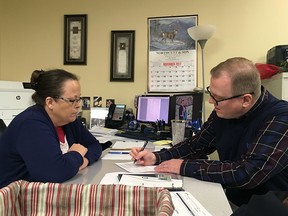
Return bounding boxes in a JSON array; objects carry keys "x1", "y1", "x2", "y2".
[{"x1": 148, "y1": 15, "x2": 198, "y2": 92}]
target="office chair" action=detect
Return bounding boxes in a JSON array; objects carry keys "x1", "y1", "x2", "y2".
[{"x1": 0, "y1": 119, "x2": 7, "y2": 137}]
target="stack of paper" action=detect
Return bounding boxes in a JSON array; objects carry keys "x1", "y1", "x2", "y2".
[{"x1": 118, "y1": 173, "x2": 183, "y2": 189}]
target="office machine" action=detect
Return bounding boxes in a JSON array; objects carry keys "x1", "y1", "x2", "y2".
[
  {"x1": 136, "y1": 95, "x2": 170, "y2": 125},
  {"x1": 0, "y1": 81, "x2": 34, "y2": 125},
  {"x1": 267, "y1": 45, "x2": 288, "y2": 66},
  {"x1": 135, "y1": 93, "x2": 202, "y2": 129},
  {"x1": 105, "y1": 104, "x2": 126, "y2": 129}
]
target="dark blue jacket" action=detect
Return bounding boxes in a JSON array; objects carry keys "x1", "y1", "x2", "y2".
[{"x1": 0, "y1": 105, "x2": 102, "y2": 188}]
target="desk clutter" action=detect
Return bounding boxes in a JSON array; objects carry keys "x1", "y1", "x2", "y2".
[
  {"x1": 88, "y1": 92, "x2": 203, "y2": 139},
  {"x1": 102, "y1": 140, "x2": 171, "y2": 160},
  {"x1": 89, "y1": 119, "x2": 214, "y2": 215}
]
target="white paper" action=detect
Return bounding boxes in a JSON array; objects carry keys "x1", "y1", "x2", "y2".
[
  {"x1": 171, "y1": 191, "x2": 212, "y2": 216},
  {"x1": 111, "y1": 141, "x2": 145, "y2": 150},
  {"x1": 115, "y1": 161, "x2": 156, "y2": 172},
  {"x1": 99, "y1": 172, "x2": 122, "y2": 185},
  {"x1": 89, "y1": 126, "x2": 118, "y2": 135}
]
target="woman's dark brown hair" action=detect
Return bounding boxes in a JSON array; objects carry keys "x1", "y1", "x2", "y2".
[{"x1": 30, "y1": 69, "x2": 78, "y2": 106}]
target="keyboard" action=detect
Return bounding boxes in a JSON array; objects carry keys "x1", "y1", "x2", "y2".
[{"x1": 115, "y1": 130, "x2": 163, "y2": 141}]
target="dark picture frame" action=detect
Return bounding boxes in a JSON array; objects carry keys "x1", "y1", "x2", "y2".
[
  {"x1": 64, "y1": 14, "x2": 87, "y2": 65},
  {"x1": 110, "y1": 30, "x2": 135, "y2": 82}
]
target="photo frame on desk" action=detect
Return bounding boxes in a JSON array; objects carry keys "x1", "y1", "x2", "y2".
[
  {"x1": 147, "y1": 15, "x2": 198, "y2": 92},
  {"x1": 110, "y1": 30, "x2": 135, "y2": 82},
  {"x1": 64, "y1": 14, "x2": 87, "y2": 65}
]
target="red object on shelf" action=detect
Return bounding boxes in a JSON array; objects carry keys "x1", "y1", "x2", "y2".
[{"x1": 255, "y1": 63, "x2": 280, "y2": 80}]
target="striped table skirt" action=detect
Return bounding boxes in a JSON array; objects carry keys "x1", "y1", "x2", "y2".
[{"x1": 0, "y1": 180, "x2": 174, "y2": 216}]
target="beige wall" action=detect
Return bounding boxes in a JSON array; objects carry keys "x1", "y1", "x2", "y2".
[{"x1": 0, "y1": 0, "x2": 288, "y2": 117}]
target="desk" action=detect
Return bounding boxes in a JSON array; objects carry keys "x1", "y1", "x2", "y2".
[{"x1": 66, "y1": 156, "x2": 233, "y2": 216}]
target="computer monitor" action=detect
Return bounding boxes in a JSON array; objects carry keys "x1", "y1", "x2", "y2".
[
  {"x1": 169, "y1": 92, "x2": 203, "y2": 128},
  {"x1": 136, "y1": 95, "x2": 170, "y2": 125}
]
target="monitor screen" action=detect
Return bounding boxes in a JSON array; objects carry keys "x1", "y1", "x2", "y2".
[
  {"x1": 136, "y1": 95, "x2": 170, "y2": 124},
  {"x1": 169, "y1": 92, "x2": 203, "y2": 128}
]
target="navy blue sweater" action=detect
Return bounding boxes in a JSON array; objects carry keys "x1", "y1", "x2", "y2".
[
  {"x1": 0, "y1": 105, "x2": 102, "y2": 188},
  {"x1": 155, "y1": 89, "x2": 288, "y2": 206}
]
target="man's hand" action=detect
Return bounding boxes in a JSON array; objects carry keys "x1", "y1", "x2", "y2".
[
  {"x1": 130, "y1": 147, "x2": 156, "y2": 165},
  {"x1": 155, "y1": 159, "x2": 184, "y2": 174}
]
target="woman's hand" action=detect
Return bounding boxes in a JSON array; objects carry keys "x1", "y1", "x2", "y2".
[
  {"x1": 79, "y1": 157, "x2": 89, "y2": 170},
  {"x1": 69, "y1": 143, "x2": 88, "y2": 157}
]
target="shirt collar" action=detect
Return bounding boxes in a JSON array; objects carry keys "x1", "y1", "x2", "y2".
[{"x1": 242, "y1": 85, "x2": 267, "y2": 118}]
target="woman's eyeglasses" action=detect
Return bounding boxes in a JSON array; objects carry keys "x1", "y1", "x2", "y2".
[
  {"x1": 206, "y1": 86, "x2": 254, "y2": 105},
  {"x1": 53, "y1": 97, "x2": 82, "y2": 105}
]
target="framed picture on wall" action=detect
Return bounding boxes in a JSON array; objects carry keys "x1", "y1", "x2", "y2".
[
  {"x1": 64, "y1": 14, "x2": 87, "y2": 65},
  {"x1": 110, "y1": 30, "x2": 135, "y2": 82}
]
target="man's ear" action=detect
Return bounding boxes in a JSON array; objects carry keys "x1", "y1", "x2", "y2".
[{"x1": 242, "y1": 94, "x2": 253, "y2": 108}]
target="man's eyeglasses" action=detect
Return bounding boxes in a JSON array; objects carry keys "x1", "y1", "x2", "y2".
[
  {"x1": 53, "y1": 97, "x2": 82, "y2": 105},
  {"x1": 206, "y1": 86, "x2": 254, "y2": 105}
]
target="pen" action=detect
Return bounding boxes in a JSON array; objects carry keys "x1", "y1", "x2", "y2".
[
  {"x1": 109, "y1": 151, "x2": 130, "y2": 154},
  {"x1": 134, "y1": 140, "x2": 148, "y2": 163}
]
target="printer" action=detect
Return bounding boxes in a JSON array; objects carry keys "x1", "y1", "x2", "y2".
[
  {"x1": 0, "y1": 81, "x2": 34, "y2": 125},
  {"x1": 266, "y1": 45, "x2": 288, "y2": 66}
]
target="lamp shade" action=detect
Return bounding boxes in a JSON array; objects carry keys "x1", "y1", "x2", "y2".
[{"x1": 187, "y1": 25, "x2": 216, "y2": 41}]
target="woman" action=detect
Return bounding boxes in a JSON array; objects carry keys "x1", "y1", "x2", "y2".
[{"x1": 0, "y1": 69, "x2": 102, "y2": 188}]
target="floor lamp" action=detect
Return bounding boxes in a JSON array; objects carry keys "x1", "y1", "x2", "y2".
[{"x1": 187, "y1": 25, "x2": 216, "y2": 121}]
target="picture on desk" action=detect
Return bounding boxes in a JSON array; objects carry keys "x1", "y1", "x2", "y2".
[
  {"x1": 106, "y1": 99, "x2": 115, "y2": 108},
  {"x1": 93, "y1": 96, "x2": 102, "y2": 107},
  {"x1": 90, "y1": 118, "x2": 106, "y2": 128},
  {"x1": 90, "y1": 107, "x2": 109, "y2": 128},
  {"x1": 175, "y1": 95, "x2": 193, "y2": 126},
  {"x1": 81, "y1": 96, "x2": 90, "y2": 110}
]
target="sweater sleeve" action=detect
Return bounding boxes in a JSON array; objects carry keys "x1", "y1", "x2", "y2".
[
  {"x1": 154, "y1": 113, "x2": 217, "y2": 164},
  {"x1": 65, "y1": 119, "x2": 102, "y2": 165},
  {"x1": 16, "y1": 119, "x2": 83, "y2": 183},
  {"x1": 181, "y1": 114, "x2": 288, "y2": 190}
]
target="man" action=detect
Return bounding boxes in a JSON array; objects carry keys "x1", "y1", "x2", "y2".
[{"x1": 130, "y1": 57, "x2": 288, "y2": 206}]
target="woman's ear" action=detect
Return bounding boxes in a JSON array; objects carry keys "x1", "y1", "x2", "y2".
[{"x1": 45, "y1": 97, "x2": 55, "y2": 109}]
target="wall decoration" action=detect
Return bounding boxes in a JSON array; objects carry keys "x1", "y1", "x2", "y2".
[
  {"x1": 81, "y1": 96, "x2": 91, "y2": 110},
  {"x1": 64, "y1": 14, "x2": 87, "y2": 65},
  {"x1": 148, "y1": 15, "x2": 198, "y2": 92},
  {"x1": 93, "y1": 96, "x2": 102, "y2": 107},
  {"x1": 110, "y1": 30, "x2": 135, "y2": 81}
]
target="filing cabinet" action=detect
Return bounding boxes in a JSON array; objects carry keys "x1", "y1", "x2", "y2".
[{"x1": 262, "y1": 72, "x2": 288, "y2": 101}]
